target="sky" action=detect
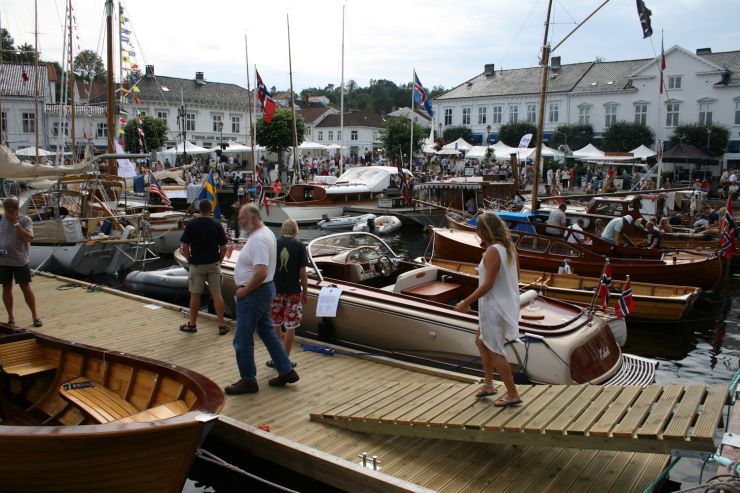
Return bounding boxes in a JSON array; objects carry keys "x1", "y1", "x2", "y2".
[{"x1": 1, "y1": 0, "x2": 738, "y2": 93}]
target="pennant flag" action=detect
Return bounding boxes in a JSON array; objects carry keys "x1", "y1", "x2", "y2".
[
  {"x1": 148, "y1": 171, "x2": 172, "y2": 208},
  {"x1": 196, "y1": 170, "x2": 222, "y2": 219},
  {"x1": 659, "y1": 35, "x2": 666, "y2": 94},
  {"x1": 119, "y1": 117, "x2": 127, "y2": 124},
  {"x1": 598, "y1": 261, "x2": 612, "y2": 311},
  {"x1": 615, "y1": 277, "x2": 634, "y2": 318},
  {"x1": 21, "y1": 69, "x2": 29, "y2": 83},
  {"x1": 636, "y1": 0, "x2": 653, "y2": 38},
  {"x1": 413, "y1": 71, "x2": 434, "y2": 118},
  {"x1": 720, "y1": 195, "x2": 736, "y2": 260},
  {"x1": 131, "y1": 63, "x2": 139, "y2": 69},
  {"x1": 396, "y1": 155, "x2": 413, "y2": 207},
  {"x1": 133, "y1": 86, "x2": 141, "y2": 93},
  {"x1": 255, "y1": 69, "x2": 277, "y2": 124},
  {"x1": 120, "y1": 88, "x2": 130, "y2": 95},
  {"x1": 134, "y1": 96, "x2": 142, "y2": 104}
]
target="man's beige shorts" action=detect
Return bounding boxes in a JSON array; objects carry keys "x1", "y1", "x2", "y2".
[{"x1": 189, "y1": 263, "x2": 222, "y2": 295}]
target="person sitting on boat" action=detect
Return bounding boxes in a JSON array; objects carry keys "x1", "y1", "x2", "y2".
[
  {"x1": 179, "y1": 199, "x2": 228, "y2": 336},
  {"x1": 641, "y1": 221, "x2": 662, "y2": 249},
  {"x1": 659, "y1": 217, "x2": 674, "y2": 234},
  {"x1": 544, "y1": 203, "x2": 567, "y2": 238},
  {"x1": 0, "y1": 197, "x2": 41, "y2": 328},
  {"x1": 565, "y1": 219, "x2": 589, "y2": 245},
  {"x1": 465, "y1": 196, "x2": 477, "y2": 215},
  {"x1": 600, "y1": 214, "x2": 633, "y2": 245},
  {"x1": 454, "y1": 213, "x2": 522, "y2": 408},
  {"x1": 226, "y1": 204, "x2": 299, "y2": 395}
]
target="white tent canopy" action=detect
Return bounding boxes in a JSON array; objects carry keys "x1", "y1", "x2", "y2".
[
  {"x1": 465, "y1": 146, "x2": 490, "y2": 160},
  {"x1": 15, "y1": 146, "x2": 54, "y2": 157},
  {"x1": 296, "y1": 140, "x2": 329, "y2": 150},
  {"x1": 572, "y1": 143, "x2": 605, "y2": 160},
  {"x1": 217, "y1": 142, "x2": 252, "y2": 153},
  {"x1": 519, "y1": 145, "x2": 565, "y2": 159},
  {"x1": 443, "y1": 138, "x2": 473, "y2": 152},
  {"x1": 160, "y1": 141, "x2": 212, "y2": 155},
  {"x1": 630, "y1": 144, "x2": 656, "y2": 160},
  {"x1": 436, "y1": 148, "x2": 461, "y2": 156}
]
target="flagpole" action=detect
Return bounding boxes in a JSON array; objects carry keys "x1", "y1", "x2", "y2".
[
  {"x1": 588, "y1": 258, "x2": 610, "y2": 313},
  {"x1": 409, "y1": 68, "x2": 415, "y2": 171},
  {"x1": 656, "y1": 30, "x2": 664, "y2": 188},
  {"x1": 339, "y1": 4, "x2": 345, "y2": 174},
  {"x1": 287, "y1": 13, "x2": 299, "y2": 183},
  {"x1": 245, "y1": 34, "x2": 256, "y2": 179},
  {"x1": 33, "y1": 0, "x2": 40, "y2": 163}
]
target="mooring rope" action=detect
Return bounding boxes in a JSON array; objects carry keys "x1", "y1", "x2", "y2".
[{"x1": 194, "y1": 448, "x2": 299, "y2": 493}]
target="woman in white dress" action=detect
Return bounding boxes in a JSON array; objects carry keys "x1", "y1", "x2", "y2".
[{"x1": 455, "y1": 213, "x2": 522, "y2": 407}]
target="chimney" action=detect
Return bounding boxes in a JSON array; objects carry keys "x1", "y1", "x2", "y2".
[
  {"x1": 145, "y1": 65, "x2": 154, "y2": 77},
  {"x1": 696, "y1": 47, "x2": 712, "y2": 55},
  {"x1": 551, "y1": 56, "x2": 561, "y2": 69},
  {"x1": 195, "y1": 72, "x2": 205, "y2": 84},
  {"x1": 484, "y1": 63, "x2": 495, "y2": 76}
]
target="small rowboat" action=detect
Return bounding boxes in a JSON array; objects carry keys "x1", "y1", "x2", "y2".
[
  {"x1": 427, "y1": 258, "x2": 701, "y2": 321},
  {"x1": 353, "y1": 215, "x2": 403, "y2": 234},
  {"x1": 0, "y1": 325, "x2": 224, "y2": 493}
]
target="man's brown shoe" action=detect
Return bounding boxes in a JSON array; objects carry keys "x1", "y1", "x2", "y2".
[
  {"x1": 224, "y1": 379, "x2": 259, "y2": 395},
  {"x1": 268, "y1": 369, "x2": 300, "y2": 387}
]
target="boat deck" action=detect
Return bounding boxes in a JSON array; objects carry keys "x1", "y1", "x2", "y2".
[{"x1": 19, "y1": 274, "x2": 676, "y2": 492}]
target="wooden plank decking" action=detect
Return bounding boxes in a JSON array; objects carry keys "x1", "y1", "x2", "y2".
[{"x1": 8, "y1": 274, "x2": 679, "y2": 493}]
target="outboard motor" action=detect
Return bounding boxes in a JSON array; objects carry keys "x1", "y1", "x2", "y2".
[{"x1": 366, "y1": 217, "x2": 376, "y2": 233}]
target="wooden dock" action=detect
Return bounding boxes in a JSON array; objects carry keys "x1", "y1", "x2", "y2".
[{"x1": 13, "y1": 273, "x2": 681, "y2": 492}]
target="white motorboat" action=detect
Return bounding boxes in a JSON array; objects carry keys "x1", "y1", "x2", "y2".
[
  {"x1": 318, "y1": 213, "x2": 376, "y2": 230},
  {"x1": 353, "y1": 215, "x2": 402, "y2": 235}
]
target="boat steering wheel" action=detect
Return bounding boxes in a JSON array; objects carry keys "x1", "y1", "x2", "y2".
[{"x1": 374, "y1": 255, "x2": 394, "y2": 276}]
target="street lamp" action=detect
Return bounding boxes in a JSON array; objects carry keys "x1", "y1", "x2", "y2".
[
  {"x1": 486, "y1": 124, "x2": 491, "y2": 144},
  {"x1": 219, "y1": 121, "x2": 224, "y2": 147},
  {"x1": 706, "y1": 127, "x2": 713, "y2": 179}
]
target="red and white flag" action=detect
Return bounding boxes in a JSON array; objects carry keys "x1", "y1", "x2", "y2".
[
  {"x1": 255, "y1": 69, "x2": 277, "y2": 124},
  {"x1": 598, "y1": 261, "x2": 612, "y2": 311},
  {"x1": 396, "y1": 155, "x2": 413, "y2": 207},
  {"x1": 720, "y1": 195, "x2": 736, "y2": 260},
  {"x1": 659, "y1": 35, "x2": 666, "y2": 94},
  {"x1": 615, "y1": 277, "x2": 634, "y2": 318}
]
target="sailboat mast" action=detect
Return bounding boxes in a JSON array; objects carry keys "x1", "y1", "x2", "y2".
[
  {"x1": 33, "y1": 0, "x2": 40, "y2": 163},
  {"x1": 68, "y1": 0, "x2": 76, "y2": 160},
  {"x1": 339, "y1": 4, "x2": 345, "y2": 174},
  {"x1": 409, "y1": 68, "x2": 415, "y2": 170},
  {"x1": 287, "y1": 14, "x2": 299, "y2": 182},
  {"x1": 530, "y1": 0, "x2": 554, "y2": 212},
  {"x1": 105, "y1": 0, "x2": 116, "y2": 174},
  {"x1": 245, "y1": 35, "x2": 257, "y2": 176}
]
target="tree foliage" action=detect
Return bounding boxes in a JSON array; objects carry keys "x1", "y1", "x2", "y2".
[
  {"x1": 602, "y1": 121, "x2": 654, "y2": 152},
  {"x1": 1, "y1": 28, "x2": 14, "y2": 62},
  {"x1": 255, "y1": 108, "x2": 306, "y2": 162},
  {"x1": 670, "y1": 123, "x2": 730, "y2": 157},
  {"x1": 380, "y1": 117, "x2": 426, "y2": 161},
  {"x1": 548, "y1": 124, "x2": 594, "y2": 153},
  {"x1": 123, "y1": 115, "x2": 169, "y2": 152},
  {"x1": 15, "y1": 43, "x2": 35, "y2": 63},
  {"x1": 498, "y1": 122, "x2": 537, "y2": 147},
  {"x1": 74, "y1": 49, "x2": 106, "y2": 82},
  {"x1": 442, "y1": 126, "x2": 472, "y2": 144}
]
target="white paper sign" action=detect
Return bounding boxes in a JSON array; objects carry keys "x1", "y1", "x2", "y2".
[{"x1": 316, "y1": 286, "x2": 343, "y2": 318}]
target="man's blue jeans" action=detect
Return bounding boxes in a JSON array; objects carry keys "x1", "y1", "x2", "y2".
[{"x1": 234, "y1": 282, "x2": 293, "y2": 382}]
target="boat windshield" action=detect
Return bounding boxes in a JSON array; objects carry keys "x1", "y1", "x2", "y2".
[{"x1": 308, "y1": 233, "x2": 397, "y2": 281}]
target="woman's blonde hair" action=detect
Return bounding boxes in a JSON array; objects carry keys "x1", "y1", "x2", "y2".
[
  {"x1": 281, "y1": 218, "x2": 299, "y2": 236},
  {"x1": 476, "y1": 212, "x2": 517, "y2": 264}
]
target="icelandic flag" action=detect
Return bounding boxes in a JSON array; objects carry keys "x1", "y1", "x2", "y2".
[
  {"x1": 413, "y1": 71, "x2": 434, "y2": 118},
  {"x1": 196, "y1": 169, "x2": 222, "y2": 219},
  {"x1": 720, "y1": 195, "x2": 736, "y2": 260},
  {"x1": 615, "y1": 278, "x2": 634, "y2": 318},
  {"x1": 598, "y1": 261, "x2": 612, "y2": 311}
]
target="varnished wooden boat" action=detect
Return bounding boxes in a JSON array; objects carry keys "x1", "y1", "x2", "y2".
[
  {"x1": 428, "y1": 258, "x2": 701, "y2": 321},
  {"x1": 0, "y1": 325, "x2": 224, "y2": 493},
  {"x1": 432, "y1": 227, "x2": 723, "y2": 290}
]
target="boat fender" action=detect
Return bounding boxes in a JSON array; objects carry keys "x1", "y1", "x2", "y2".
[
  {"x1": 317, "y1": 318, "x2": 333, "y2": 342},
  {"x1": 558, "y1": 259, "x2": 572, "y2": 274},
  {"x1": 519, "y1": 290, "x2": 538, "y2": 306}
]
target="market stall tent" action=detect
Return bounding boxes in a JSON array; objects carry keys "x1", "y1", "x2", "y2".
[
  {"x1": 443, "y1": 138, "x2": 473, "y2": 152},
  {"x1": 630, "y1": 145, "x2": 656, "y2": 160},
  {"x1": 15, "y1": 146, "x2": 54, "y2": 157},
  {"x1": 572, "y1": 143, "x2": 605, "y2": 160}
]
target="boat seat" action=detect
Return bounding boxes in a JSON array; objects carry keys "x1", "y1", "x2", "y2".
[
  {"x1": 59, "y1": 377, "x2": 139, "y2": 424},
  {"x1": 112, "y1": 400, "x2": 190, "y2": 423},
  {"x1": 0, "y1": 339, "x2": 58, "y2": 377},
  {"x1": 393, "y1": 267, "x2": 438, "y2": 293},
  {"x1": 402, "y1": 281, "x2": 465, "y2": 303}
]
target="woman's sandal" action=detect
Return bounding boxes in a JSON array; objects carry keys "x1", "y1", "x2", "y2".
[
  {"x1": 179, "y1": 323, "x2": 197, "y2": 333},
  {"x1": 494, "y1": 397, "x2": 523, "y2": 408},
  {"x1": 475, "y1": 386, "x2": 498, "y2": 398},
  {"x1": 7, "y1": 320, "x2": 15, "y2": 328},
  {"x1": 218, "y1": 326, "x2": 229, "y2": 336},
  {"x1": 32, "y1": 319, "x2": 43, "y2": 328}
]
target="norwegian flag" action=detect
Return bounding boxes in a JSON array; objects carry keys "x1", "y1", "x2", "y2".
[
  {"x1": 720, "y1": 195, "x2": 736, "y2": 260},
  {"x1": 255, "y1": 69, "x2": 277, "y2": 124},
  {"x1": 396, "y1": 155, "x2": 413, "y2": 206},
  {"x1": 148, "y1": 171, "x2": 171, "y2": 208},
  {"x1": 255, "y1": 169, "x2": 269, "y2": 214},
  {"x1": 598, "y1": 261, "x2": 612, "y2": 311},
  {"x1": 615, "y1": 277, "x2": 634, "y2": 318},
  {"x1": 659, "y1": 36, "x2": 666, "y2": 94}
]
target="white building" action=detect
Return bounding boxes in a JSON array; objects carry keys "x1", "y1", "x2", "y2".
[
  {"x1": 388, "y1": 107, "x2": 432, "y2": 128},
  {"x1": 313, "y1": 110, "x2": 386, "y2": 158},
  {"x1": 0, "y1": 63, "x2": 56, "y2": 151},
  {"x1": 434, "y1": 46, "x2": 740, "y2": 169}
]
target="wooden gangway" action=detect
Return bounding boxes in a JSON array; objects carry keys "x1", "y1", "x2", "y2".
[{"x1": 311, "y1": 381, "x2": 728, "y2": 454}]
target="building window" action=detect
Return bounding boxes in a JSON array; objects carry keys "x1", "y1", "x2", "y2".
[
  {"x1": 231, "y1": 116, "x2": 241, "y2": 134},
  {"x1": 578, "y1": 106, "x2": 591, "y2": 125},
  {"x1": 317, "y1": 131, "x2": 323, "y2": 141},
  {"x1": 212, "y1": 114, "x2": 223, "y2": 132},
  {"x1": 509, "y1": 105, "x2": 519, "y2": 123},
  {"x1": 373, "y1": 131, "x2": 378, "y2": 141},
  {"x1": 0, "y1": 111, "x2": 5, "y2": 134},
  {"x1": 462, "y1": 107, "x2": 471, "y2": 125},
  {"x1": 492, "y1": 106, "x2": 502, "y2": 124},
  {"x1": 328, "y1": 130, "x2": 334, "y2": 141},
  {"x1": 526, "y1": 104, "x2": 537, "y2": 123},
  {"x1": 156, "y1": 110, "x2": 168, "y2": 121},
  {"x1": 735, "y1": 101, "x2": 740, "y2": 125},
  {"x1": 477, "y1": 106, "x2": 487, "y2": 125},
  {"x1": 52, "y1": 122, "x2": 69, "y2": 137},
  {"x1": 666, "y1": 102, "x2": 680, "y2": 127},
  {"x1": 634, "y1": 104, "x2": 648, "y2": 125},
  {"x1": 444, "y1": 108, "x2": 452, "y2": 125},
  {"x1": 698, "y1": 102, "x2": 714, "y2": 125},
  {"x1": 668, "y1": 76, "x2": 682, "y2": 90},
  {"x1": 96, "y1": 122, "x2": 108, "y2": 138},
  {"x1": 337, "y1": 130, "x2": 341, "y2": 141},
  {"x1": 548, "y1": 103, "x2": 559, "y2": 123},
  {"x1": 351, "y1": 130, "x2": 358, "y2": 141},
  {"x1": 185, "y1": 113, "x2": 196, "y2": 132},
  {"x1": 22, "y1": 112, "x2": 35, "y2": 133},
  {"x1": 605, "y1": 104, "x2": 618, "y2": 128},
  {"x1": 306, "y1": 126, "x2": 312, "y2": 137}
]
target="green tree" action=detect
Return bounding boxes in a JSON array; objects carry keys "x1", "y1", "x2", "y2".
[
  {"x1": 670, "y1": 123, "x2": 730, "y2": 157},
  {"x1": 123, "y1": 115, "x2": 168, "y2": 152},
  {"x1": 74, "y1": 49, "x2": 106, "y2": 81},
  {"x1": 255, "y1": 108, "x2": 305, "y2": 163},
  {"x1": 548, "y1": 124, "x2": 594, "y2": 153},
  {"x1": 602, "y1": 121, "x2": 654, "y2": 152},
  {"x1": 16, "y1": 42, "x2": 35, "y2": 63},
  {"x1": 498, "y1": 122, "x2": 537, "y2": 147},
  {"x1": 380, "y1": 117, "x2": 426, "y2": 161},
  {"x1": 1, "y1": 28, "x2": 14, "y2": 62},
  {"x1": 442, "y1": 125, "x2": 472, "y2": 143}
]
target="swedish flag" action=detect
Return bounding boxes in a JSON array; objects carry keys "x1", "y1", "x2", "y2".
[{"x1": 196, "y1": 169, "x2": 222, "y2": 219}]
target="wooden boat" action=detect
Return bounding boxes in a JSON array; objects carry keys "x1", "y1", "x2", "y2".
[
  {"x1": 178, "y1": 233, "x2": 657, "y2": 386},
  {"x1": 431, "y1": 227, "x2": 723, "y2": 289},
  {"x1": 428, "y1": 258, "x2": 701, "y2": 321},
  {"x1": 0, "y1": 325, "x2": 224, "y2": 493}
]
